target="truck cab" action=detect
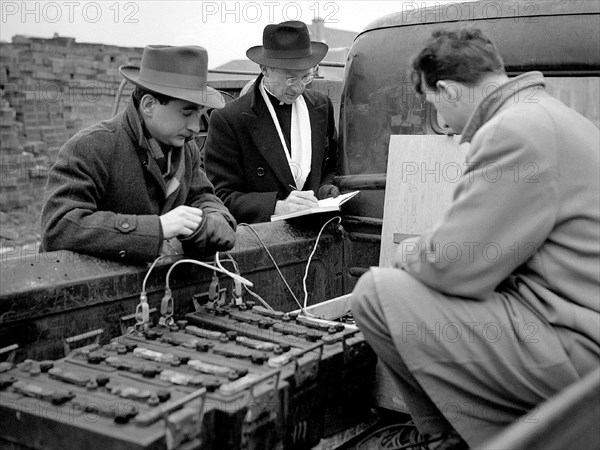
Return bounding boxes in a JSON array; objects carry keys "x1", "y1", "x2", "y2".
[{"x1": 337, "y1": 0, "x2": 600, "y2": 291}]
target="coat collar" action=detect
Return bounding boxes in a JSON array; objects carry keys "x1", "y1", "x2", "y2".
[
  {"x1": 244, "y1": 74, "x2": 326, "y2": 190},
  {"x1": 249, "y1": 73, "x2": 318, "y2": 112},
  {"x1": 461, "y1": 71, "x2": 546, "y2": 144},
  {"x1": 122, "y1": 100, "x2": 185, "y2": 208}
]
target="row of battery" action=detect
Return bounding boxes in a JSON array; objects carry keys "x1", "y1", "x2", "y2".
[{"x1": 0, "y1": 302, "x2": 374, "y2": 449}]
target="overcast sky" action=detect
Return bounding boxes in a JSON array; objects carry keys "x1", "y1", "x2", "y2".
[{"x1": 0, "y1": 1, "x2": 455, "y2": 68}]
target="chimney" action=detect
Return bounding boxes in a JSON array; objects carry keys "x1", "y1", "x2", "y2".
[{"x1": 312, "y1": 18, "x2": 326, "y2": 43}]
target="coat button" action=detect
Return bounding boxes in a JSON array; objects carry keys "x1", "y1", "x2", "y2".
[
  {"x1": 121, "y1": 222, "x2": 130, "y2": 230},
  {"x1": 256, "y1": 167, "x2": 265, "y2": 177},
  {"x1": 119, "y1": 250, "x2": 126, "y2": 258}
]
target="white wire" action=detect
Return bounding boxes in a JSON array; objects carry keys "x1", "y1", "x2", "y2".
[
  {"x1": 302, "y1": 216, "x2": 342, "y2": 312},
  {"x1": 215, "y1": 252, "x2": 239, "y2": 272},
  {"x1": 216, "y1": 253, "x2": 274, "y2": 311},
  {"x1": 215, "y1": 252, "x2": 242, "y2": 285},
  {"x1": 238, "y1": 223, "x2": 304, "y2": 311},
  {"x1": 243, "y1": 286, "x2": 274, "y2": 310},
  {"x1": 165, "y1": 258, "x2": 253, "y2": 290},
  {"x1": 215, "y1": 252, "x2": 254, "y2": 287},
  {"x1": 142, "y1": 255, "x2": 169, "y2": 293}
]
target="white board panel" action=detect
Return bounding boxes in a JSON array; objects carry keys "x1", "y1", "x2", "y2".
[{"x1": 379, "y1": 134, "x2": 468, "y2": 267}]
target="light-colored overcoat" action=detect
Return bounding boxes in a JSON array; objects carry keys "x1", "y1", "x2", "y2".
[{"x1": 355, "y1": 72, "x2": 600, "y2": 445}]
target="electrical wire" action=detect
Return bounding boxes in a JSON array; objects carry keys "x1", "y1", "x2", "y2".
[
  {"x1": 141, "y1": 255, "x2": 169, "y2": 294},
  {"x1": 165, "y1": 258, "x2": 252, "y2": 291},
  {"x1": 141, "y1": 218, "x2": 340, "y2": 319},
  {"x1": 214, "y1": 252, "x2": 254, "y2": 287},
  {"x1": 243, "y1": 286, "x2": 274, "y2": 310},
  {"x1": 215, "y1": 252, "x2": 239, "y2": 271},
  {"x1": 238, "y1": 223, "x2": 304, "y2": 311},
  {"x1": 216, "y1": 252, "x2": 274, "y2": 311},
  {"x1": 302, "y1": 216, "x2": 342, "y2": 312},
  {"x1": 135, "y1": 254, "x2": 176, "y2": 331}
]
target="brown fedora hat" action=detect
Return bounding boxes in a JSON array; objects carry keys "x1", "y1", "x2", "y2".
[
  {"x1": 246, "y1": 21, "x2": 328, "y2": 70},
  {"x1": 119, "y1": 45, "x2": 224, "y2": 109}
]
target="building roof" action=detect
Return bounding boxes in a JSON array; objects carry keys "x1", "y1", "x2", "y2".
[{"x1": 308, "y1": 20, "x2": 357, "y2": 48}]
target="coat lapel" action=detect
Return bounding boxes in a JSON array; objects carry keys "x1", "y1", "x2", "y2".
[
  {"x1": 126, "y1": 103, "x2": 169, "y2": 199},
  {"x1": 244, "y1": 77, "x2": 296, "y2": 188},
  {"x1": 146, "y1": 159, "x2": 168, "y2": 196},
  {"x1": 305, "y1": 89, "x2": 327, "y2": 188}
]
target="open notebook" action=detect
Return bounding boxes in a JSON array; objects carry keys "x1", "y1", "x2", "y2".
[{"x1": 270, "y1": 190, "x2": 360, "y2": 222}]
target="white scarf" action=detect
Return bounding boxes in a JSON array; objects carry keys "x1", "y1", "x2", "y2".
[{"x1": 259, "y1": 81, "x2": 312, "y2": 190}]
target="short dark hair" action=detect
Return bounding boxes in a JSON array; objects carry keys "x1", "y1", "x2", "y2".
[
  {"x1": 411, "y1": 27, "x2": 505, "y2": 95},
  {"x1": 132, "y1": 86, "x2": 174, "y2": 107}
]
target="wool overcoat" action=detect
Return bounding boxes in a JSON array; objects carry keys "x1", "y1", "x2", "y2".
[
  {"x1": 41, "y1": 102, "x2": 235, "y2": 263},
  {"x1": 204, "y1": 75, "x2": 338, "y2": 223}
]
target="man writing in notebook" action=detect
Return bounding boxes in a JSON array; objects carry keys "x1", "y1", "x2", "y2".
[{"x1": 204, "y1": 21, "x2": 339, "y2": 224}]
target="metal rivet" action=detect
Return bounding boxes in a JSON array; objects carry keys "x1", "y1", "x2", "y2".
[{"x1": 257, "y1": 167, "x2": 265, "y2": 176}]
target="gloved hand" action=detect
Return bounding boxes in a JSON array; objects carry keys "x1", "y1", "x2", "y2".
[
  {"x1": 317, "y1": 184, "x2": 340, "y2": 200},
  {"x1": 179, "y1": 212, "x2": 235, "y2": 259},
  {"x1": 204, "y1": 213, "x2": 236, "y2": 250}
]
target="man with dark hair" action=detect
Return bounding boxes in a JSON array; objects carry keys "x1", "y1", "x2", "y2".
[
  {"x1": 351, "y1": 27, "x2": 599, "y2": 448},
  {"x1": 41, "y1": 45, "x2": 236, "y2": 263},
  {"x1": 204, "y1": 21, "x2": 339, "y2": 224}
]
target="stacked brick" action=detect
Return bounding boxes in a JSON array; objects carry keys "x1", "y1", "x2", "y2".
[
  {"x1": 0, "y1": 96, "x2": 33, "y2": 210},
  {"x1": 0, "y1": 35, "x2": 142, "y2": 246},
  {"x1": 0, "y1": 34, "x2": 142, "y2": 241}
]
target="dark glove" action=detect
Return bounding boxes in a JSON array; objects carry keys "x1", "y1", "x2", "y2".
[
  {"x1": 203, "y1": 213, "x2": 236, "y2": 250},
  {"x1": 179, "y1": 212, "x2": 235, "y2": 259},
  {"x1": 317, "y1": 184, "x2": 340, "y2": 200}
]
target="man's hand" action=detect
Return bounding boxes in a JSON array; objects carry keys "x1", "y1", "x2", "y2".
[
  {"x1": 317, "y1": 184, "x2": 340, "y2": 200},
  {"x1": 160, "y1": 205, "x2": 204, "y2": 239},
  {"x1": 204, "y1": 214, "x2": 235, "y2": 250},
  {"x1": 274, "y1": 190, "x2": 319, "y2": 215}
]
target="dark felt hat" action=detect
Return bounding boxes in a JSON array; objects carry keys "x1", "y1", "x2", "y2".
[
  {"x1": 119, "y1": 45, "x2": 224, "y2": 109},
  {"x1": 246, "y1": 21, "x2": 328, "y2": 70}
]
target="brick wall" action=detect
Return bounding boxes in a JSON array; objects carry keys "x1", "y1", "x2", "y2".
[{"x1": 0, "y1": 35, "x2": 142, "y2": 214}]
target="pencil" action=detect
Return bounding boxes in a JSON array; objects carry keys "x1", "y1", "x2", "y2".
[{"x1": 289, "y1": 184, "x2": 298, "y2": 191}]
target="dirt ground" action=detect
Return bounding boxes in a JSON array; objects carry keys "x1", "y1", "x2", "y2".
[{"x1": 0, "y1": 200, "x2": 43, "y2": 252}]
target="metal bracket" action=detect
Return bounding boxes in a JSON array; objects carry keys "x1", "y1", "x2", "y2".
[
  {"x1": 162, "y1": 388, "x2": 208, "y2": 450},
  {"x1": 244, "y1": 369, "x2": 282, "y2": 423},
  {"x1": 192, "y1": 288, "x2": 227, "y2": 312},
  {"x1": 340, "y1": 328, "x2": 362, "y2": 365},
  {"x1": 290, "y1": 341, "x2": 324, "y2": 387},
  {"x1": 63, "y1": 328, "x2": 103, "y2": 356},
  {"x1": 120, "y1": 308, "x2": 157, "y2": 335},
  {"x1": 0, "y1": 343, "x2": 18, "y2": 363},
  {"x1": 159, "y1": 288, "x2": 174, "y2": 328}
]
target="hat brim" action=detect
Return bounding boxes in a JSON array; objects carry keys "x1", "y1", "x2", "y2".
[
  {"x1": 246, "y1": 42, "x2": 328, "y2": 70},
  {"x1": 119, "y1": 66, "x2": 225, "y2": 109}
]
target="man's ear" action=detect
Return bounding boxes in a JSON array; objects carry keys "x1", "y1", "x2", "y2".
[
  {"x1": 139, "y1": 94, "x2": 156, "y2": 118},
  {"x1": 437, "y1": 80, "x2": 461, "y2": 102}
]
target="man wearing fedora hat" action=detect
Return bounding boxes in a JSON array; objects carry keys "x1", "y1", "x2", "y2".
[
  {"x1": 204, "y1": 20, "x2": 340, "y2": 224},
  {"x1": 41, "y1": 45, "x2": 236, "y2": 263}
]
